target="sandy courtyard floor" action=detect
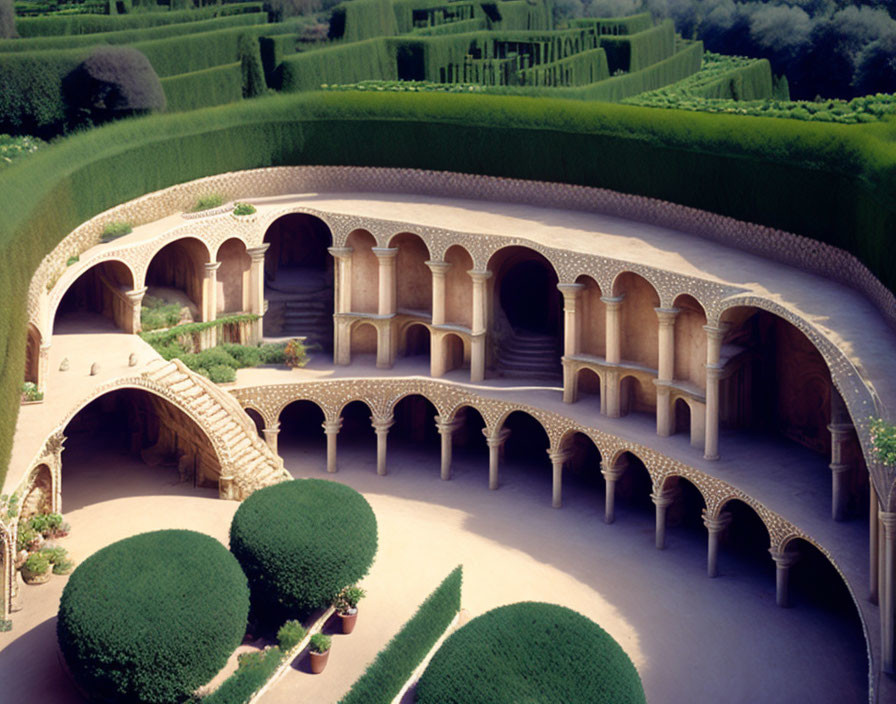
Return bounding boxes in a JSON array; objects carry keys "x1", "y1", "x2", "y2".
[{"x1": 0, "y1": 437, "x2": 868, "y2": 704}]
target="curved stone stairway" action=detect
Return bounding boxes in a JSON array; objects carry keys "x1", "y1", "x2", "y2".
[
  {"x1": 143, "y1": 358, "x2": 290, "y2": 499},
  {"x1": 497, "y1": 330, "x2": 562, "y2": 380}
]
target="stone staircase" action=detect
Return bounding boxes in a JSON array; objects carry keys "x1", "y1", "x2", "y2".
[
  {"x1": 497, "y1": 331, "x2": 562, "y2": 380},
  {"x1": 263, "y1": 269, "x2": 333, "y2": 350},
  {"x1": 142, "y1": 358, "x2": 290, "y2": 499}
]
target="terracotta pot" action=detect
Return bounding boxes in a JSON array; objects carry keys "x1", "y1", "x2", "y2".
[
  {"x1": 338, "y1": 609, "x2": 358, "y2": 634},
  {"x1": 309, "y1": 648, "x2": 329, "y2": 674},
  {"x1": 22, "y1": 569, "x2": 50, "y2": 585}
]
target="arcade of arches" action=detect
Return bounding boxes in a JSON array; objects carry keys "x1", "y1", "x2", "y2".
[{"x1": 7, "y1": 180, "x2": 896, "y2": 702}]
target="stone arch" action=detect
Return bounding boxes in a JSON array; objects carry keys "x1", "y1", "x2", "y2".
[
  {"x1": 673, "y1": 397, "x2": 692, "y2": 436},
  {"x1": 575, "y1": 274, "x2": 605, "y2": 358},
  {"x1": 262, "y1": 214, "x2": 333, "y2": 348},
  {"x1": 619, "y1": 374, "x2": 654, "y2": 418},
  {"x1": 24, "y1": 323, "x2": 41, "y2": 386},
  {"x1": 498, "y1": 409, "x2": 552, "y2": 484},
  {"x1": 447, "y1": 403, "x2": 488, "y2": 468},
  {"x1": 348, "y1": 229, "x2": 378, "y2": 315},
  {"x1": 337, "y1": 399, "x2": 377, "y2": 457},
  {"x1": 715, "y1": 497, "x2": 774, "y2": 574},
  {"x1": 575, "y1": 367, "x2": 602, "y2": 408},
  {"x1": 612, "y1": 449, "x2": 654, "y2": 516},
  {"x1": 441, "y1": 332, "x2": 468, "y2": 374},
  {"x1": 244, "y1": 407, "x2": 265, "y2": 438},
  {"x1": 399, "y1": 322, "x2": 431, "y2": 359},
  {"x1": 612, "y1": 271, "x2": 660, "y2": 369},
  {"x1": 21, "y1": 463, "x2": 55, "y2": 520},
  {"x1": 558, "y1": 429, "x2": 605, "y2": 502},
  {"x1": 672, "y1": 294, "x2": 707, "y2": 389},
  {"x1": 277, "y1": 399, "x2": 326, "y2": 463},
  {"x1": 659, "y1": 474, "x2": 709, "y2": 542},
  {"x1": 444, "y1": 244, "x2": 473, "y2": 328},
  {"x1": 350, "y1": 321, "x2": 378, "y2": 359},
  {"x1": 390, "y1": 232, "x2": 432, "y2": 315},
  {"x1": 53, "y1": 259, "x2": 136, "y2": 335},
  {"x1": 216, "y1": 238, "x2": 251, "y2": 316},
  {"x1": 391, "y1": 393, "x2": 441, "y2": 453},
  {"x1": 145, "y1": 236, "x2": 209, "y2": 318}
]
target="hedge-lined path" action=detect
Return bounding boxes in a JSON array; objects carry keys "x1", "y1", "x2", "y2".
[{"x1": 262, "y1": 440, "x2": 867, "y2": 704}]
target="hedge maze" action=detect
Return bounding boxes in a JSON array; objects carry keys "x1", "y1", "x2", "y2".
[{"x1": 0, "y1": 0, "x2": 780, "y2": 137}]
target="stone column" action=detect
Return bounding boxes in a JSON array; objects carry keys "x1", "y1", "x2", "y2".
[
  {"x1": 655, "y1": 307, "x2": 679, "y2": 436},
  {"x1": 769, "y1": 548, "x2": 800, "y2": 608},
  {"x1": 427, "y1": 260, "x2": 451, "y2": 326},
  {"x1": 703, "y1": 511, "x2": 732, "y2": 578},
  {"x1": 323, "y1": 418, "x2": 342, "y2": 474},
  {"x1": 37, "y1": 342, "x2": 51, "y2": 395},
  {"x1": 548, "y1": 449, "x2": 572, "y2": 509},
  {"x1": 435, "y1": 415, "x2": 463, "y2": 480},
  {"x1": 651, "y1": 487, "x2": 679, "y2": 550},
  {"x1": 125, "y1": 286, "x2": 147, "y2": 335},
  {"x1": 827, "y1": 423, "x2": 852, "y2": 521},
  {"x1": 247, "y1": 244, "x2": 269, "y2": 344},
  {"x1": 880, "y1": 510, "x2": 896, "y2": 674},
  {"x1": 469, "y1": 269, "x2": 492, "y2": 383},
  {"x1": 372, "y1": 416, "x2": 394, "y2": 476},
  {"x1": 373, "y1": 247, "x2": 398, "y2": 316},
  {"x1": 600, "y1": 457, "x2": 628, "y2": 524},
  {"x1": 602, "y1": 295, "x2": 624, "y2": 364},
  {"x1": 485, "y1": 428, "x2": 510, "y2": 490},
  {"x1": 202, "y1": 261, "x2": 221, "y2": 349},
  {"x1": 329, "y1": 247, "x2": 353, "y2": 362},
  {"x1": 703, "y1": 324, "x2": 728, "y2": 461},
  {"x1": 871, "y1": 483, "x2": 880, "y2": 604},
  {"x1": 558, "y1": 283, "x2": 584, "y2": 404},
  {"x1": 262, "y1": 422, "x2": 280, "y2": 455}
]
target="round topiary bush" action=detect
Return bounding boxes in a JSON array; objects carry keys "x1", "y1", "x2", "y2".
[
  {"x1": 415, "y1": 602, "x2": 646, "y2": 704},
  {"x1": 57, "y1": 529, "x2": 249, "y2": 704},
  {"x1": 229, "y1": 479, "x2": 377, "y2": 622}
]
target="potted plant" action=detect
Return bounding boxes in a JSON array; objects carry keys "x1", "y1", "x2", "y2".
[
  {"x1": 22, "y1": 552, "x2": 51, "y2": 585},
  {"x1": 334, "y1": 585, "x2": 366, "y2": 634},
  {"x1": 308, "y1": 633, "x2": 331, "y2": 674}
]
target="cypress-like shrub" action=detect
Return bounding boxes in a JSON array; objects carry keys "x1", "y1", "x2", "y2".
[
  {"x1": 57, "y1": 530, "x2": 249, "y2": 704},
  {"x1": 415, "y1": 602, "x2": 646, "y2": 704},
  {"x1": 229, "y1": 479, "x2": 378, "y2": 622}
]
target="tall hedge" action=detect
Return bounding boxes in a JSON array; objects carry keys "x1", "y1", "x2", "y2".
[
  {"x1": 339, "y1": 565, "x2": 462, "y2": 704},
  {"x1": 229, "y1": 479, "x2": 378, "y2": 622},
  {"x1": 160, "y1": 61, "x2": 243, "y2": 111},
  {"x1": 415, "y1": 602, "x2": 645, "y2": 703},
  {"x1": 1, "y1": 91, "x2": 896, "y2": 490},
  {"x1": 57, "y1": 530, "x2": 249, "y2": 704}
]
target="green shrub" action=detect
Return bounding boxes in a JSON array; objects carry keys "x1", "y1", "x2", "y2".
[
  {"x1": 57, "y1": 529, "x2": 250, "y2": 704},
  {"x1": 24, "y1": 551, "x2": 50, "y2": 575},
  {"x1": 339, "y1": 566, "x2": 461, "y2": 704},
  {"x1": 53, "y1": 557, "x2": 75, "y2": 575},
  {"x1": 140, "y1": 294, "x2": 182, "y2": 331},
  {"x1": 208, "y1": 363, "x2": 237, "y2": 383},
  {"x1": 161, "y1": 62, "x2": 243, "y2": 113},
  {"x1": 284, "y1": 337, "x2": 307, "y2": 367},
  {"x1": 233, "y1": 201, "x2": 256, "y2": 215},
  {"x1": 334, "y1": 585, "x2": 365, "y2": 613},
  {"x1": 203, "y1": 645, "x2": 283, "y2": 704},
  {"x1": 195, "y1": 346, "x2": 241, "y2": 369},
  {"x1": 221, "y1": 342, "x2": 261, "y2": 367},
  {"x1": 0, "y1": 134, "x2": 44, "y2": 167},
  {"x1": 66, "y1": 255, "x2": 78, "y2": 266},
  {"x1": 194, "y1": 192, "x2": 225, "y2": 210},
  {"x1": 229, "y1": 479, "x2": 378, "y2": 624},
  {"x1": 101, "y1": 220, "x2": 132, "y2": 241},
  {"x1": 276, "y1": 619, "x2": 306, "y2": 650},
  {"x1": 16, "y1": 525, "x2": 38, "y2": 551},
  {"x1": 238, "y1": 31, "x2": 266, "y2": 98},
  {"x1": 416, "y1": 602, "x2": 645, "y2": 704},
  {"x1": 21, "y1": 381, "x2": 43, "y2": 401},
  {"x1": 258, "y1": 342, "x2": 287, "y2": 364},
  {"x1": 309, "y1": 632, "x2": 331, "y2": 653}
]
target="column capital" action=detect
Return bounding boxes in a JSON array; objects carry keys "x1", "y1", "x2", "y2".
[
  {"x1": 468, "y1": 269, "x2": 492, "y2": 282},
  {"x1": 204, "y1": 261, "x2": 222, "y2": 274},
  {"x1": 651, "y1": 488, "x2": 680, "y2": 508},
  {"x1": 262, "y1": 426, "x2": 280, "y2": 438},
  {"x1": 484, "y1": 427, "x2": 511, "y2": 447},
  {"x1": 879, "y1": 510, "x2": 896, "y2": 534},
  {"x1": 769, "y1": 548, "x2": 800, "y2": 568},
  {"x1": 547, "y1": 448, "x2": 572, "y2": 465},
  {"x1": 829, "y1": 462, "x2": 851, "y2": 475},
  {"x1": 600, "y1": 459, "x2": 628, "y2": 481},
  {"x1": 426, "y1": 260, "x2": 452, "y2": 275},
  {"x1": 655, "y1": 307, "x2": 680, "y2": 325},
  {"x1": 322, "y1": 418, "x2": 343, "y2": 435},
  {"x1": 125, "y1": 286, "x2": 148, "y2": 303},
  {"x1": 371, "y1": 416, "x2": 395, "y2": 434},
  {"x1": 703, "y1": 323, "x2": 730, "y2": 340},
  {"x1": 372, "y1": 247, "x2": 399, "y2": 260},
  {"x1": 705, "y1": 363, "x2": 724, "y2": 380},
  {"x1": 600, "y1": 294, "x2": 624, "y2": 308},
  {"x1": 703, "y1": 510, "x2": 733, "y2": 533},
  {"x1": 827, "y1": 423, "x2": 854, "y2": 438},
  {"x1": 328, "y1": 246, "x2": 353, "y2": 259},
  {"x1": 434, "y1": 415, "x2": 464, "y2": 435},
  {"x1": 247, "y1": 243, "x2": 270, "y2": 261},
  {"x1": 557, "y1": 282, "x2": 585, "y2": 299}
]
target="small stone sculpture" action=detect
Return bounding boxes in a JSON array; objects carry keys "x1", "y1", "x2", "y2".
[
  {"x1": 89, "y1": 362, "x2": 99, "y2": 376},
  {"x1": 59, "y1": 358, "x2": 69, "y2": 371},
  {"x1": 128, "y1": 353, "x2": 138, "y2": 367}
]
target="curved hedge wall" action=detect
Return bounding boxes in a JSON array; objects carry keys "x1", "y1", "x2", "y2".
[
  {"x1": 415, "y1": 602, "x2": 645, "y2": 703},
  {"x1": 57, "y1": 529, "x2": 249, "y2": 704},
  {"x1": 229, "y1": 479, "x2": 378, "y2": 621},
  {"x1": 2, "y1": 91, "x2": 896, "y2": 489}
]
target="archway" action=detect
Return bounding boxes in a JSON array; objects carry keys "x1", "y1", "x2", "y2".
[
  {"x1": 442, "y1": 333, "x2": 468, "y2": 375},
  {"x1": 391, "y1": 232, "x2": 431, "y2": 315},
  {"x1": 337, "y1": 400, "x2": 377, "y2": 472},
  {"x1": 391, "y1": 394, "x2": 440, "y2": 475},
  {"x1": 54, "y1": 260, "x2": 135, "y2": 334},
  {"x1": 619, "y1": 375, "x2": 654, "y2": 419},
  {"x1": 401, "y1": 323, "x2": 431, "y2": 360},
  {"x1": 21, "y1": 464, "x2": 54, "y2": 519},
  {"x1": 613, "y1": 272, "x2": 659, "y2": 370},
  {"x1": 145, "y1": 238, "x2": 208, "y2": 327},
  {"x1": 613, "y1": 451, "x2": 654, "y2": 520},
  {"x1": 244, "y1": 407, "x2": 265, "y2": 438},
  {"x1": 575, "y1": 368, "x2": 601, "y2": 411},
  {"x1": 575, "y1": 275, "x2": 605, "y2": 358},
  {"x1": 674, "y1": 398, "x2": 691, "y2": 437},
  {"x1": 24, "y1": 324, "x2": 41, "y2": 385},
  {"x1": 450, "y1": 405, "x2": 488, "y2": 480},
  {"x1": 444, "y1": 245, "x2": 473, "y2": 328},
  {"x1": 350, "y1": 322, "x2": 378, "y2": 363},
  {"x1": 216, "y1": 238, "x2": 250, "y2": 316},
  {"x1": 672, "y1": 294, "x2": 706, "y2": 389},
  {"x1": 489, "y1": 247, "x2": 561, "y2": 379},
  {"x1": 716, "y1": 499, "x2": 773, "y2": 582},
  {"x1": 60, "y1": 388, "x2": 222, "y2": 512},
  {"x1": 278, "y1": 399, "x2": 326, "y2": 470},
  {"x1": 348, "y1": 229, "x2": 378, "y2": 315},
  {"x1": 560, "y1": 431, "x2": 604, "y2": 513},
  {"x1": 499, "y1": 410, "x2": 552, "y2": 496},
  {"x1": 662, "y1": 475, "x2": 706, "y2": 543},
  {"x1": 262, "y1": 214, "x2": 333, "y2": 349}
]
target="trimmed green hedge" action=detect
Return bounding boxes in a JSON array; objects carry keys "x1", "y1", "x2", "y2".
[
  {"x1": 229, "y1": 479, "x2": 378, "y2": 622},
  {"x1": 15, "y1": 3, "x2": 263, "y2": 37},
  {"x1": 161, "y1": 61, "x2": 243, "y2": 112},
  {"x1": 0, "y1": 13, "x2": 268, "y2": 52},
  {"x1": 415, "y1": 602, "x2": 645, "y2": 703},
  {"x1": 202, "y1": 646, "x2": 284, "y2": 704},
  {"x1": 57, "y1": 529, "x2": 249, "y2": 704},
  {"x1": 598, "y1": 19, "x2": 674, "y2": 73},
  {"x1": 2, "y1": 91, "x2": 896, "y2": 491},
  {"x1": 279, "y1": 38, "x2": 397, "y2": 90},
  {"x1": 339, "y1": 565, "x2": 462, "y2": 704}
]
